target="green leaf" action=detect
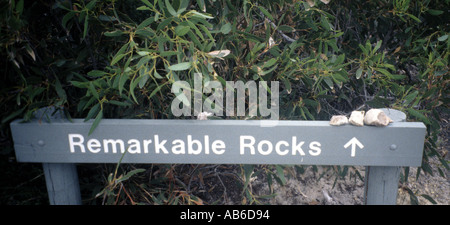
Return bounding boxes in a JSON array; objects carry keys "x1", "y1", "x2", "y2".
[
  {"x1": 282, "y1": 78, "x2": 291, "y2": 94},
  {"x1": 257, "y1": 6, "x2": 273, "y2": 21},
  {"x1": 62, "y1": 11, "x2": 75, "y2": 29},
  {"x1": 263, "y1": 58, "x2": 277, "y2": 68},
  {"x1": 165, "y1": 0, "x2": 177, "y2": 16},
  {"x1": 154, "y1": 70, "x2": 163, "y2": 79},
  {"x1": 137, "y1": 5, "x2": 150, "y2": 10},
  {"x1": 356, "y1": 67, "x2": 363, "y2": 79},
  {"x1": 421, "y1": 194, "x2": 437, "y2": 204},
  {"x1": 157, "y1": 17, "x2": 173, "y2": 31},
  {"x1": 104, "y1": 30, "x2": 124, "y2": 37},
  {"x1": 407, "y1": 108, "x2": 430, "y2": 124},
  {"x1": 168, "y1": 62, "x2": 191, "y2": 71},
  {"x1": 1, "y1": 107, "x2": 25, "y2": 124},
  {"x1": 98, "y1": 15, "x2": 117, "y2": 22},
  {"x1": 320, "y1": 15, "x2": 332, "y2": 31},
  {"x1": 437, "y1": 34, "x2": 448, "y2": 42},
  {"x1": 111, "y1": 44, "x2": 129, "y2": 66},
  {"x1": 108, "y1": 100, "x2": 131, "y2": 107},
  {"x1": 359, "y1": 44, "x2": 368, "y2": 55},
  {"x1": 242, "y1": 165, "x2": 254, "y2": 192},
  {"x1": 54, "y1": 77, "x2": 67, "y2": 102},
  {"x1": 88, "y1": 82, "x2": 99, "y2": 100},
  {"x1": 275, "y1": 165, "x2": 286, "y2": 186},
  {"x1": 88, "y1": 108, "x2": 103, "y2": 136},
  {"x1": 427, "y1": 9, "x2": 443, "y2": 16},
  {"x1": 84, "y1": 103, "x2": 100, "y2": 122},
  {"x1": 87, "y1": 70, "x2": 108, "y2": 77},
  {"x1": 277, "y1": 25, "x2": 294, "y2": 32},
  {"x1": 373, "y1": 40, "x2": 382, "y2": 53},
  {"x1": 140, "y1": 0, "x2": 153, "y2": 7},
  {"x1": 118, "y1": 74, "x2": 128, "y2": 95},
  {"x1": 406, "y1": 13, "x2": 421, "y2": 23},
  {"x1": 137, "y1": 17, "x2": 155, "y2": 29},
  {"x1": 175, "y1": 25, "x2": 190, "y2": 36},
  {"x1": 15, "y1": 0, "x2": 24, "y2": 14},
  {"x1": 149, "y1": 81, "x2": 167, "y2": 98},
  {"x1": 404, "y1": 90, "x2": 418, "y2": 106},
  {"x1": 86, "y1": 0, "x2": 97, "y2": 10},
  {"x1": 405, "y1": 187, "x2": 419, "y2": 205},
  {"x1": 220, "y1": 23, "x2": 232, "y2": 34},
  {"x1": 130, "y1": 76, "x2": 144, "y2": 103},
  {"x1": 189, "y1": 10, "x2": 214, "y2": 19},
  {"x1": 83, "y1": 15, "x2": 89, "y2": 39},
  {"x1": 117, "y1": 169, "x2": 146, "y2": 183},
  {"x1": 139, "y1": 74, "x2": 150, "y2": 88},
  {"x1": 71, "y1": 80, "x2": 88, "y2": 88},
  {"x1": 374, "y1": 68, "x2": 392, "y2": 78},
  {"x1": 111, "y1": 54, "x2": 126, "y2": 66}
]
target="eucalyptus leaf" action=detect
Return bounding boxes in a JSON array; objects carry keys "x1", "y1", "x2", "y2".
[{"x1": 168, "y1": 62, "x2": 191, "y2": 71}]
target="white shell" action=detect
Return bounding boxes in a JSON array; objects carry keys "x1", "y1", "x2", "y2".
[
  {"x1": 349, "y1": 111, "x2": 365, "y2": 126},
  {"x1": 329, "y1": 115, "x2": 349, "y2": 126},
  {"x1": 364, "y1": 109, "x2": 393, "y2": 126}
]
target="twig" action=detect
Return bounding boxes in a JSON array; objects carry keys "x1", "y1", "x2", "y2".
[
  {"x1": 257, "y1": 9, "x2": 296, "y2": 43},
  {"x1": 214, "y1": 166, "x2": 228, "y2": 203}
]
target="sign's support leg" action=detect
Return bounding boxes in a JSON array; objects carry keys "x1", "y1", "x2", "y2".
[
  {"x1": 363, "y1": 166, "x2": 400, "y2": 205},
  {"x1": 43, "y1": 163, "x2": 82, "y2": 205},
  {"x1": 34, "y1": 106, "x2": 82, "y2": 205},
  {"x1": 363, "y1": 108, "x2": 406, "y2": 205}
]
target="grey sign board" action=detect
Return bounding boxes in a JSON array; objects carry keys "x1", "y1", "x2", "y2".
[{"x1": 11, "y1": 119, "x2": 426, "y2": 167}]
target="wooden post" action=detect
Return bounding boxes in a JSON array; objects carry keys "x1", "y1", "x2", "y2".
[
  {"x1": 35, "y1": 107, "x2": 82, "y2": 205},
  {"x1": 363, "y1": 108, "x2": 406, "y2": 205},
  {"x1": 364, "y1": 166, "x2": 401, "y2": 204},
  {"x1": 43, "y1": 163, "x2": 82, "y2": 205}
]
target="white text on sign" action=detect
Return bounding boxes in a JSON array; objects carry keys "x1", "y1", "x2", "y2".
[{"x1": 68, "y1": 134, "x2": 322, "y2": 157}]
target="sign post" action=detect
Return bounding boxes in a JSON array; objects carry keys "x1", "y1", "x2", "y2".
[
  {"x1": 10, "y1": 108, "x2": 425, "y2": 205},
  {"x1": 363, "y1": 108, "x2": 408, "y2": 205}
]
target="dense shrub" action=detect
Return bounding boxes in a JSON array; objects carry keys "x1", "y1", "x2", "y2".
[{"x1": 1, "y1": 0, "x2": 448, "y2": 204}]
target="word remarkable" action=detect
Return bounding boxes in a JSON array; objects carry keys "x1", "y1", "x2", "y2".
[
  {"x1": 171, "y1": 73, "x2": 279, "y2": 120},
  {"x1": 68, "y1": 134, "x2": 322, "y2": 156}
]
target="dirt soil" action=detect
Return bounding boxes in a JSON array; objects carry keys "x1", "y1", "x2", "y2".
[{"x1": 249, "y1": 160, "x2": 449, "y2": 205}]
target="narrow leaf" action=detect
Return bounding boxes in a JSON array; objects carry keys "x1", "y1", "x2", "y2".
[
  {"x1": 356, "y1": 67, "x2": 363, "y2": 79},
  {"x1": 175, "y1": 25, "x2": 190, "y2": 36},
  {"x1": 168, "y1": 62, "x2": 191, "y2": 71},
  {"x1": 165, "y1": 0, "x2": 177, "y2": 16},
  {"x1": 87, "y1": 70, "x2": 108, "y2": 77},
  {"x1": 407, "y1": 108, "x2": 430, "y2": 124},
  {"x1": 257, "y1": 6, "x2": 273, "y2": 21},
  {"x1": 117, "y1": 169, "x2": 146, "y2": 183},
  {"x1": 207, "y1": 50, "x2": 231, "y2": 58},
  {"x1": 88, "y1": 82, "x2": 99, "y2": 100},
  {"x1": 437, "y1": 34, "x2": 448, "y2": 42},
  {"x1": 421, "y1": 194, "x2": 437, "y2": 204},
  {"x1": 88, "y1": 109, "x2": 103, "y2": 135}
]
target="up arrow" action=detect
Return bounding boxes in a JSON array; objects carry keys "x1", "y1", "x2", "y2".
[{"x1": 344, "y1": 137, "x2": 364, "y2": 157}]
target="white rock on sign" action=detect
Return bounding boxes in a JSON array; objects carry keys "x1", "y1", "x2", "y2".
[
  {"x1": 349, "y1": 111, "x2": 365, "y2": 126},
  {"x1": 329, "y1": 115, "x2": 349, "y2": 126},
  {"x1": 364, "y1": 109, "x2": 393, "y2": 126}
]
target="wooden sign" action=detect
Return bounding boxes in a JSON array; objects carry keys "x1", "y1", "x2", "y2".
[{"x1": 11, "y1": 119, "x2": 426, "y2": 167}]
